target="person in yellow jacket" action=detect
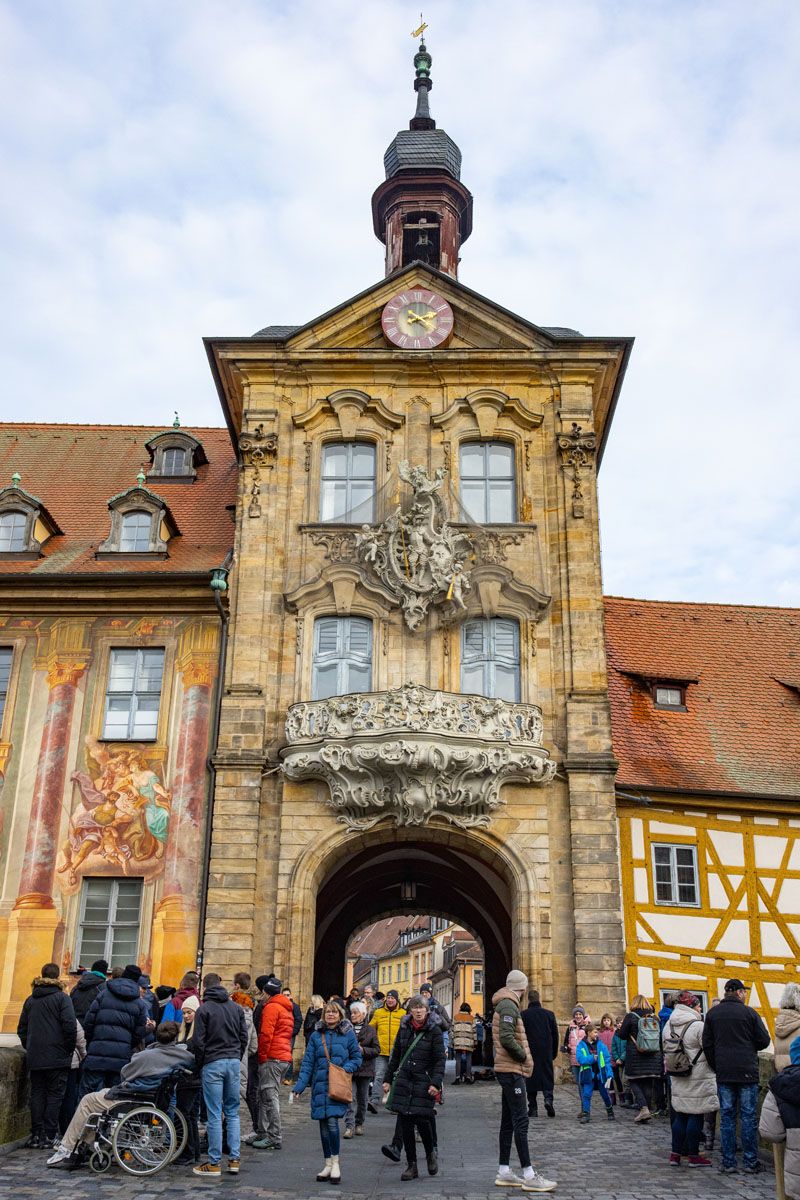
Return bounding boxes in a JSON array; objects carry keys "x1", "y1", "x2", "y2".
[{"x1": 370, "y1": 990, "x2": 406, "y2": 1095}]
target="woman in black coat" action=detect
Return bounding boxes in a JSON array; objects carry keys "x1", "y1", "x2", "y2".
[
  {"x1": 521, "y1": 990, "x2": 559, "y2": 1117},
  {"x1": 383, "y1": 996, "x2": 445, "y2": 1181},
  {"x1": 618, "y1": 995, "x2": 663, "y2": 1122}
]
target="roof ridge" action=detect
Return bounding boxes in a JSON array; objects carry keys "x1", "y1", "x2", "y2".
[
  {"x1": 604, "y1": 594, "x2": 800, "y2": 615},
  {"x1": 0, "y1": 422, "x2": 229, "y2": 432}
]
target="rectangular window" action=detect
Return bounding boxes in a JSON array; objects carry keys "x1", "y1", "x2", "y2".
[
  {"x1": 660, "y1": 988, "x2": 707, "y2": 1015},
  {"x1": 654, "y1": 684, "x2": 686, "y2": 709},
  {"x1": 102, "y1": 648, "x2": 165, "y2": 740},
  {"x1": 473, "y1": 968, "x2": 484, "y2": 993},
  {"x1": 312, "y1": 617, "x2": 372, "y2": 700},
  {"x1": 460, "y1": 442, "x2": 516, "y2": 523},
  {"x1": 461, "y1": 617, "x2": 520, "y2": 702},
  {"x1": 76, "y1": 877, "x2": 143, "y2": 967},
  {"x1": 404, "y1": 962, "x2": 409, "y2": 981},
  {"x1": 653, "y1": 843, "x2": 700, "y2": 906},
  {"x1": 0, "y1": 647, "x2": 12, "y2": 729},
  {"x1": 320, "y1": 442, "x2": 376, "y2": 523}
]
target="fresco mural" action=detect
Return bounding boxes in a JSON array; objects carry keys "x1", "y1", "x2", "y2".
[{"x1": 57, "y1": 736, "x2": 171, "y2": 892}]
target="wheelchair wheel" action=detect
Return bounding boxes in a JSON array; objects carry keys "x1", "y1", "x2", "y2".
[
  {"x1": 89, "y1": 1148, "x2": 112, "y2": 1174},
  {"x1": 111, "y1": 1105, "x2": 176, "y2": 1176},
  {"x1": 168, "y1": 1106, "x2": 189, "y2": 1161}
]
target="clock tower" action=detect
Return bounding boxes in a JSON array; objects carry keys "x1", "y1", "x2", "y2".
[{"x1": 371, "y1": 39, "x2": 472, "y2": 278}]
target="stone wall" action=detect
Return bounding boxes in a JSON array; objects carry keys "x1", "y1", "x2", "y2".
[{"x1": 0, "y1": 1048, "x2": 28, "y2": 1145}]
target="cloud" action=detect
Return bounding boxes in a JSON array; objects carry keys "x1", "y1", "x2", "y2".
[{"x1": 0, "y1": 0, "x2": 797, "y2": 604}]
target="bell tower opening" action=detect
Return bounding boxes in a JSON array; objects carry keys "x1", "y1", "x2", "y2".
[{"x1": 371, "y1": 37, "x2": 473, "y2": 278}]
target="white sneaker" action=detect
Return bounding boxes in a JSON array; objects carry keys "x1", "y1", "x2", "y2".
[
  {"x1": 47, "y1": 1145, "x2": 71, "y2": 1166},
  {"x1": 495, "y1": 1171, "x2": 526, "y2": 1187},
  {"x1": 521, "y1": 1172, "x2": 557, "y2": 1192}
]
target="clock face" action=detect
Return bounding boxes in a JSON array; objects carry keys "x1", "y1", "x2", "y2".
[{"x1": 381, "y1": 289, "x2": 454, "y2": 349}]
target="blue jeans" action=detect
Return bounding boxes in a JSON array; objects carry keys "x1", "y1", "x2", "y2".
[
  {"x1": 718, "y1": 1082, "x2": 758, "y2": 1168},
  {"x1": 202, "y1": 1058, "x2": 241, "y2": 1164},
  {"x1": 319, "y1": 1116, "x2": 340, "y2": 1156},
  {"x1": 457, "y1": 1050, "x2": 472, "y2": 1079},
  {"x1": 671, "y1": 1110, "x2": 703, "y2": 1156}
]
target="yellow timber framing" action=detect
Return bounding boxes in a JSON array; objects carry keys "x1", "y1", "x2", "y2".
[{"x1": 617, "y1": 793, "x2": 800, "y2": 1031}]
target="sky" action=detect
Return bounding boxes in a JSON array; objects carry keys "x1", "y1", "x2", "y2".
[{"x1": 1, "y1": 0, "x2": 798, "y2": 606}]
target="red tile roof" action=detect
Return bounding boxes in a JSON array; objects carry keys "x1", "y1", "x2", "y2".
[
  {"x1": 0, "y1": 424, "x2": 236, "y2": 577},
  {"x1": 604, "y1": 596, "x2": 800, "y2": 800}
]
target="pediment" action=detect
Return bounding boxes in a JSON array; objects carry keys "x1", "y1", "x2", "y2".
[{"x1": 280, "y1": 265, "x2": 577, "y2": 354}]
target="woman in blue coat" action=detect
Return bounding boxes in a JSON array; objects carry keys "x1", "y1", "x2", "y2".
[{"x1": 293, "y1": 1001, "x2": 361, "y2": 1185}]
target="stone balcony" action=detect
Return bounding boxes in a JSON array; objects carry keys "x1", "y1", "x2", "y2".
[{"x1": 280, "y1": 683, "x2": 555, "y2": 831}]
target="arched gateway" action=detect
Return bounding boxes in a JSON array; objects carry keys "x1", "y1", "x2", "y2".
[{"x1": 201, "y1": 39, "x2": 629, "y2": 1021}]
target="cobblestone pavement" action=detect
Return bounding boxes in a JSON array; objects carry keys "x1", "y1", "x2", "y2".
[{"x1": 0, "y1": 1078, "x2": 778, "y2": 1200}]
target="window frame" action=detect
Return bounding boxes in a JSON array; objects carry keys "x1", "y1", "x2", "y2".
[
  {"x1": 460, "y1": 617, "x2": 521, "y2": 702},
  {"x1": 101, "y1": 647, "x2": 166, "y2": 741},
  {"x1": 119, "y1": 510, "x2": 156, "y2": 553},
  {"x1": 0, "y1": 646, "x2": 12, "y2": 731},
  {"x1": 659, "y1": 987, "x2": 708, "y2": 1015},
  {"x1": 653, "y1": 683, "x2": 687, "y2": 711},
  {"x1": 0, "y1": 510, "x2": 28, "y2": 553},
  {"x1": 319, "y1": 441, "x2": 377, "y2": 524},
  {"x1": 75, "y1": 877, "x2": 143, "y2": 967},
  {"x1": 459, "y1": 440, "x2": 517, "y2": 524},
  {"x1": 472, "y1": 967, "x2": 484, "y2": 994},
  {"x1": 311, "y1": 616, "x2": 373, "y2": 700},
  {"x1": 652, "y1": 842, "x2": 700, "y2": 907}
]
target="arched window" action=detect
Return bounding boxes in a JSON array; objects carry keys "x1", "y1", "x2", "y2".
[
  {"x1": 119, "y1": 511, "x2": 153, "y2": 552},
  {"x1": 312, "y1": 616, "x2": 373, "y2": 700},
  {"x1": 320, "y1": 443, "x2": 376, "y2": 522},
  {"x1": 0, "y1": 511, "x2": 27, "y2": 552},
  {"x1": 461, "y1": 617, "x2": 520, "y2": 702},
  {"x1": 161, "y1": 447, "x2": 188, "y2": 476},
  {"x1": 459, "y1": 442, "x2": 516, "y2": 523}
]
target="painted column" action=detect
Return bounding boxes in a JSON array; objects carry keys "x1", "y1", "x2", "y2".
[
  {"x1": 0, "y1": 620, "x2": 91, "y2": 1030},
  {"x1": 150, "y1": 620, "x2": 216, "y2": 985}
]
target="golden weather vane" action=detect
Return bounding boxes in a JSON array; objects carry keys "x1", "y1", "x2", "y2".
[{"x1": 411, "y1": 14, "x2": 428, "y2": 39}]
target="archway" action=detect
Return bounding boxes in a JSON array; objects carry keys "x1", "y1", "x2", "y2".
[{"x1": 312, "y1": 836, "x2": 515, "y2": 1001}]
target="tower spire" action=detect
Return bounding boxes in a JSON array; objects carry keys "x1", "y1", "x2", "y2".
[{"x1": 410, "y1": 38, "x2": 435, "y2": 132}]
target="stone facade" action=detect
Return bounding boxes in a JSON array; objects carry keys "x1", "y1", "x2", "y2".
[{"x1": 203, "y1": 263, "x2": 631, "y2": 1013}]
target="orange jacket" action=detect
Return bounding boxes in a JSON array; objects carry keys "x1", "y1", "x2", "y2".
[{"x1": 258, "y1": 993, "x2": 295, "y2": 1063}]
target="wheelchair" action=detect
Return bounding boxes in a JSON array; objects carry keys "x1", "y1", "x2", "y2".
[{"x1": 81, "y1": 1069, "x2": 191, "y2": 1176}]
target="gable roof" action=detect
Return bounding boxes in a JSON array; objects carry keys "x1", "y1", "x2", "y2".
[
  {"x1": 0, "y1": 424, "x2": 236, "y2": 579},
  {"x1": 604, "y1": 596, "x2": 800, "y2": 801},
  {"x1": 207, "y1": 262, "x2": 632, "y2": 460}
]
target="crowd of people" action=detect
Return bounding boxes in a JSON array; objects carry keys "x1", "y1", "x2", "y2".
[{"x1": 14, "y1": 958, "x2": 800, "y2": 1192}]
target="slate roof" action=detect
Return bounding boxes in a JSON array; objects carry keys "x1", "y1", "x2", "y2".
[
  {"x1": 383, "y1": 128, "x2": 462, "y2": 180},
  {"x1": 0, "y1": 424, "x2": 236, "y2": 578},
  {"x1": 604, "y1": 596, "x2": 800, "y2": 801}
]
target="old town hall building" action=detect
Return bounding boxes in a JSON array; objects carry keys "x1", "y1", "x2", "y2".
[{"x1": 0, "y1": 42, "x2": 797, "y2": 1031}]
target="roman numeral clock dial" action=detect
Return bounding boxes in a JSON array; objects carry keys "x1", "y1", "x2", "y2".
[{"x1": 381, "y1": 289, "x2": 454, "y2": 349}]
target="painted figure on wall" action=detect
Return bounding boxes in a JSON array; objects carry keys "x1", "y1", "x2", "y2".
[{"x1": 57, "y1": 737, "x2": 171, "y2": 891}]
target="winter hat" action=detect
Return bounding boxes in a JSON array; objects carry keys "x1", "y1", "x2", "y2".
[
  {"x1": 419, "y1": 982, "x2": 433, "y2": 994},
  {"x1": 156, "y1": 986, "x2": 176, "y2": 1001},
  {"x1": 181, "y1": 994, "x2": 201, "y2": 1014},
  {"x1": 91, "y1": 960, "x2": 109, "y2": 975},
  {"x1": 255, "y1": 974, "x2": 272, "y2": 993},
  {"x1": 506, "y1": 970, "x2": 528, "y2": 993},
  {"x1": 138, "y1": 974, "x2": 152, "y2": 989},
  {"x1": 264, "y1": 977, "x2": 283, "y2": 996},
  {"x1": 386, "y1": 989, "x2": 400, "y2": 1002},
  {"x1": 676, "y1": 990, "x2": 697, "y2": 1007},
  {"x1": 572, "y1": 1005, "x2": 586, "y2": 1016},
  {"x1": 122, "y1": 964, "x2": 142, "y2": 982},
  {"x1": 790, "y1": 1036, "x2": 800, "y2": 1066}
]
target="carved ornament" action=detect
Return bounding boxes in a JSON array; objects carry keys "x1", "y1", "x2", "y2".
[
  {"x1": 433, "y1": 389, "x2": 543, "y2": 438},
  {"x1": 293, "y1": 390, "x2": 404, "y2": 440},
  {"x1": 240, "y1": 424, "x2": 278, "y2": 468},
  {"x1": 281, "y1": 683, "x2": 555, "y2": 830},
  {"x1": 557, "y1": 422, "x2": 597, "y2": 518},
  {"x1": 355, "y1": 461, "x2": 473, "y2": 631}
]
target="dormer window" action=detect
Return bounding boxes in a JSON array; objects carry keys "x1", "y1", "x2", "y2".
[
  {"x1": 653, "y1": 684, "x2": 687, "y2": 711},
  {"x1": 145, "y1": 428, "x2": 207, "y2": 482},
  {"x1": 0, "y1": 478, "x2": 61, "y2": 558},
  {"x1": 0, "y1": 512, "x2": 26, "y2": 552},
  {"x1": 120, "y1": 511, "x2": 155, "y2": 552},
  {"x1": 97, "y1": 480, "x2": 178, "y2": 558}
]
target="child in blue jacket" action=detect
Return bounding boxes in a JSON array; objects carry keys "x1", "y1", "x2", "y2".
[{"x1": 576, "y1": 1022, "x2": 615, "y2": 1122}]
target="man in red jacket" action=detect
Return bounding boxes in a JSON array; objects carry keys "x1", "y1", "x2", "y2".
[{"x1": 253, "y1": 977, "x2": 295, "y2": 1150}]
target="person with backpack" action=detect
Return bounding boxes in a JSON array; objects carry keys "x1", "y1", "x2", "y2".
[
  {"x1": 702, "y1": 978, "x2": 770, "y2": 1175},
  {"x1": 575, "y1": 1022, "x2": 615, "y2": 1123},
  {"x1": 662, "y1": 991, "x2": 717, "y2": 1166},
  {"x1": 618, "y1": 995, "x2": 662, "y2": 1123},
  {"x1": 69, "y1": 960, "x2": 107, "y2": 1028}
]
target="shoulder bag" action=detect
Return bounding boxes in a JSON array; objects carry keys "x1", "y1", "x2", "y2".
[{"x1": 320, "y1": 1032, "x2": 354, "y2": 1104}]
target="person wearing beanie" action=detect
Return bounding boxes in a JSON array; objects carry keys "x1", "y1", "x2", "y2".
[
  {"x1": 17, "y1": 963, "x2": 77, "y2": 1148},
  {"x1": 252, "y1": 976, "x2": 295, "y2": 1150},
  {"x1": 521, "y1": 990, "x2": 559, "y2": 1118},
  {"x1": 492, "y1": 969, "x2": 556, "y2": 1192},
  {"x1": 79, "y1": 962, "x2": 149, "y2": 1096},
  {"x1": 702, "y1": 980, "x2": 770, "y2": 1174},
  {"x1": 760, "y1": 1035, "x2": 800, "y2": 1197},
  {"x1": 192, "y1": 972, "x2": 248, "y2": 1177},
  {"x1": 370, "y1": 988, "x2": 406, "y2": 1098},
  {"x1": 174, "y1": 994, "x2": 203, "y2": 1164},
  {"x1": 69, "y1": 959, "x2": 108, "y2": 1028},
  {"x1": 575, "y1": 1022, "x2": 615, "y2": 1124}
]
